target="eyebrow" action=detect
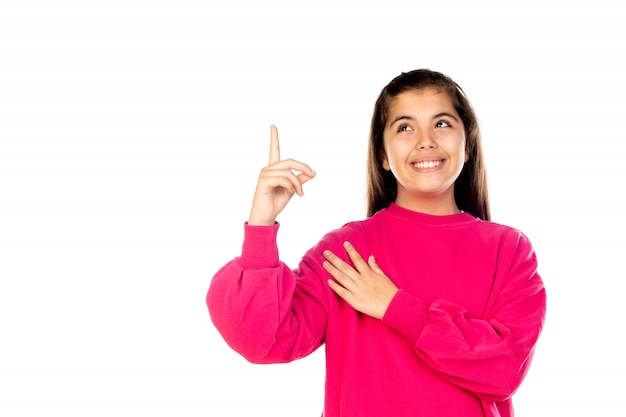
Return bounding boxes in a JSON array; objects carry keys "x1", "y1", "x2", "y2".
[{"x1": 389, "y1": 112, "x2": 460, "y2": 127}]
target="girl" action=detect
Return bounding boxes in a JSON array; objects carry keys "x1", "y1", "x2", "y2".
[{"x1": 207, "y1": 69, "x2": 546, "y2": 417}]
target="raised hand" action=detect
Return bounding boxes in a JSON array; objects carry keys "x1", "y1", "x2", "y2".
[
  {"x1": 248, "y1": 125, "x2": 316, "y2": 226},
  {"x1": 323, "y1": 242, "x2": 399, "y2": 320}
]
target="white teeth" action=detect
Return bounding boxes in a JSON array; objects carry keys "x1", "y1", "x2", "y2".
[{"x1": 413, "y1": 160, "x2": 442, "y2": 169}]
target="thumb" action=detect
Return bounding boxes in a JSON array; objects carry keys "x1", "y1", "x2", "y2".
[{"x1": 297, "y1": 171, "x2": 316, "y2": 186}]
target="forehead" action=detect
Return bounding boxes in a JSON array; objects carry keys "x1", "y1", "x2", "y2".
[{"x1": 387, "y1": 87, "x2": 457, "y2": 116}]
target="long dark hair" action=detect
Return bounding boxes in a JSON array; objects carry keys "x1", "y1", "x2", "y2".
[{"x1": 366, "y1": 69, "x2": 490, "y2": 221}]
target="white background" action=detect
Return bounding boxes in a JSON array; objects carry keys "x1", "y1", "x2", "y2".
[{"x1": 1, "y1": 0, "x2": 624, "y2": 416}]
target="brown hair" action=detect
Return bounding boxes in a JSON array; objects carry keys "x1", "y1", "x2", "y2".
[{"x1": 366, "y1": 69, "x2": 490, "y2": 221}]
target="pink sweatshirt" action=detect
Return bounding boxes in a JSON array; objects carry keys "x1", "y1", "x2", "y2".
[{"x1": 207, "y1": 203, "x2": 546, "y2": 417}]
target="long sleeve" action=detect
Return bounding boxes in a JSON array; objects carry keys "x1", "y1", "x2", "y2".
[
  {"x1": 382, "y1": 230, "x2": 546, "y2": 403},
  {"x1": 207, "y1": 222, "x2": 329, "y2": 363}
]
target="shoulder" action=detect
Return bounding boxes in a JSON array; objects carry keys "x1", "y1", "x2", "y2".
[
  {"x1": 303, "y1": 216, "x2": 375, "y2": 256},
  {"x1": 472, "y1": 219, "x2": 539, "y2": 270},
  {"x1": 320, "y1": 217, "x2": 372, "y2": 244},
  {"x1": 474, "y1": 218, "x2": 533, "y2": 244}
]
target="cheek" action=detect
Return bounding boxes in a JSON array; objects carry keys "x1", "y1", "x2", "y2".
[{"x1": 457, "y1": 136, "x2": 468, "y2": 162}]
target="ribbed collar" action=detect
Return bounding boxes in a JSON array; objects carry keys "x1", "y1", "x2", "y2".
[{"x1": 381, "y1": 202, "x2": 479, "y2": 227}]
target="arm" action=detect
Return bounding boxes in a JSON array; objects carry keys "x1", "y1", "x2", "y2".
[
  {"x1": 208, "y1": 125, "x2": 323, "y2": 363},
  {"x1": 207, "y1": 222, "x2": 329, "y2": 363},
  {"x1": 383, "y1": 232, "x2": 546, "y2": 402}
]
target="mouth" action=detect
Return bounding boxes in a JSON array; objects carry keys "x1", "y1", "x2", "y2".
[{"x1": 411, "y1": 160, "x2": 443, "y2": 169}]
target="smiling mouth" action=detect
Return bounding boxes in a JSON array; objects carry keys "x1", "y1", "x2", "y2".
[{"x1": 412, "y1": 160, "x2": 443, "y2": 169}]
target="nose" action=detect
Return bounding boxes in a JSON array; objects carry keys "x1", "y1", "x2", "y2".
[{"x1": 415, "y1": 129, "x2": 436, "y2": 150}]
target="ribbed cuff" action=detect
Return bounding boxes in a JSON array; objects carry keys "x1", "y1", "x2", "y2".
[
  {"x1": 382, "y1": 289, "x2": 430, "y2": 343},
  {"x1": 239, "y1": 222, "x2": 281, "y2": 269}
]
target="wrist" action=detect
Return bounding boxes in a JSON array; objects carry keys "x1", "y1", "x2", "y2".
[{"x1": 247, "y1": 217, "x2": 276, "y2": 226}]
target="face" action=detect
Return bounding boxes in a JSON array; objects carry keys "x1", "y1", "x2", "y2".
[{"x1": 381, "y1": 88, "x2": 467, "y2": 214}]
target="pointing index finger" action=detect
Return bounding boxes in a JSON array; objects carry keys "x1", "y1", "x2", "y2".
[{"x1": 269, "y1": 125, "x2": 280, "y2": 165}]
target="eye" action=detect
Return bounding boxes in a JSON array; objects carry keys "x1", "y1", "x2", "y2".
[
  {"x1": 398, "y1": 123, "x2": 413, "y2": 132},
  {"x1": 435, "y1": 120, "x2": 451, "y2": 128}
]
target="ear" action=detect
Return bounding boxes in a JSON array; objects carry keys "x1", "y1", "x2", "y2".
[{"x1": 381, "y1": 151, "x2": 390, "y2": 171}]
